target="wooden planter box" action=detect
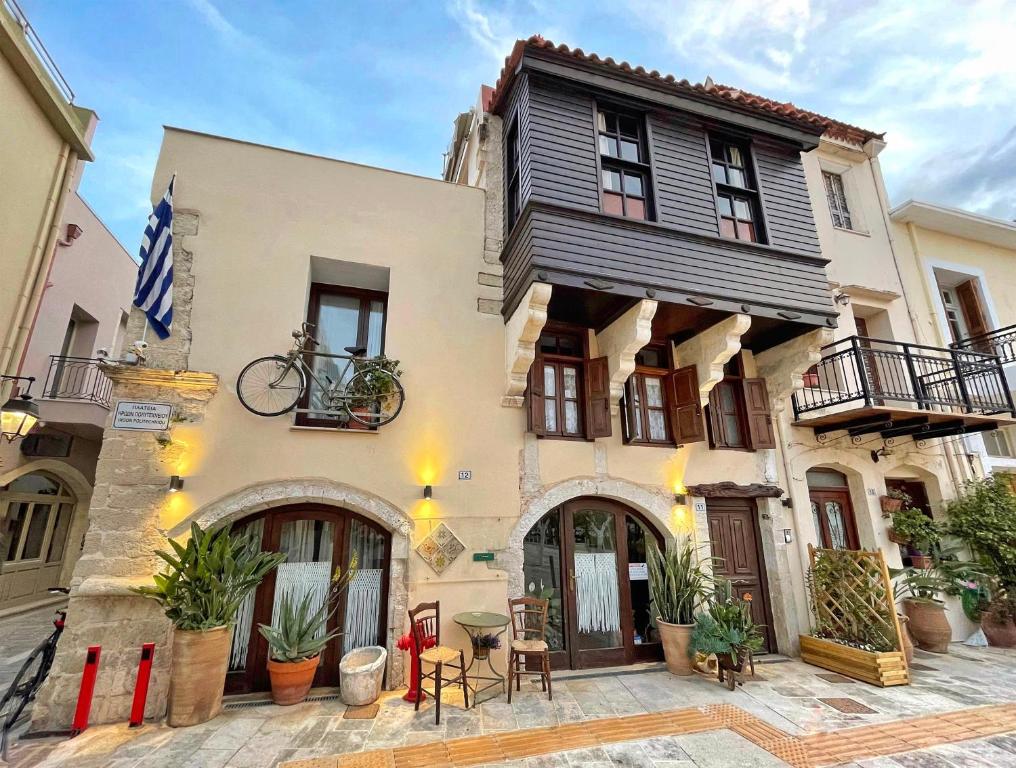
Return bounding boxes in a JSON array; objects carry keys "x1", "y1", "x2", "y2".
[{"x1": 800, "y1": 635, "x2": 909, "y2": 687}]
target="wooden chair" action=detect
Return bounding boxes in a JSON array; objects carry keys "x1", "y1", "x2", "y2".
[
  {"x1": 507, "y1": 596, "x2": 552, "y2": 703},
  {"x1": 408, "y1": 601, "x2": 469, "y2": 723}
]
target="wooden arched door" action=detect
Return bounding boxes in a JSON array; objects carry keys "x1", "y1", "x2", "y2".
[
  {"x1": 807, "y1": 469, "x2": 860, "y2": 551},
  {"x1": 225, "y1": 504, "x2": 391, "y2": 695},
  {"x1": 522, "y1": 497, "x2": 665, "y2": 670}
]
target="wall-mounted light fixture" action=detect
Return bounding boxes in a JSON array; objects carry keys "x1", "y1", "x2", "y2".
[
  {"x1": 168, "y1": 475, "x2": 185, "y2": 493},
  {"x1": 834, "y1": 292, "x2": 851, "y2": 306},
  {"x1": 781, "y1": 497, "x2": 793, "y2": 508},
  {"x1": 423, "y1": 485, "x2": 433, "y2": 500},
  {"x1": 674, "y1": 493, "x2": 687, "y2": 506},
  {"x1": 1, "y1": 375, "x2": 39, "y2": 442}
]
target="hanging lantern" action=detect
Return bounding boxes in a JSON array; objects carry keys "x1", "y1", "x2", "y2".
[{"x1": 0, "y1": 393, "x2": 40, "y2": 442}]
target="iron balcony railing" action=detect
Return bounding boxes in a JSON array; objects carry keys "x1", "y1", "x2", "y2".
[
  {"x1": 792, "y1": 335, "x2": 1016, "y2": 420},
  {"x1": 950, "y1": 323, "x2": 1016, "y2": 365},
  {"x1": 42, "y1": 356, "x2": 113, "y2": 408}
]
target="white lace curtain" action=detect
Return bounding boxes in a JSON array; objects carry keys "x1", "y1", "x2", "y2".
[
  {"x1": 343, "y1": 569, "x2": 383, "y2": 653},
  {"x1": 575, "y1": 552, "x2": 620, "y2": 633}
]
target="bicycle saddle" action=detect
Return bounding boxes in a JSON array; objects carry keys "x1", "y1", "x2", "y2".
[{"x1": 344, "y1": 345, "x2": 368, "y2": 356}]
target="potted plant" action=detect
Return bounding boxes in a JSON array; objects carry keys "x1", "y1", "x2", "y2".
[
  {"x1": 472, "y1": 633, "x2": 502, "y2": 660},
  {"x1": 259, "y1": 557, "x2": 357, "y2": 705},
  {"x1": 889, "y1": 506, "x2": 941, "y2": 569},
  {"x1": 880, "y1": 488, "x2": 909, "y2": 517},
  {"x1": 646, "y1": 542, "x2": 711, "y2": 676},
  {"x1": 346, "y1": 356, "x2": 403, "y2": 427},
  {"x1": 132, "y1": 523, "x2": 285, "y2": 726},
  {"x1": 946, "y1": 474, "x2": 1016, "y2": 647},
  {"x1": 893, "y1": 565, "x2": 956, "y2": 653},
  {"x1": 690, "y1": 581, "x2": 763, "y2": 690}
]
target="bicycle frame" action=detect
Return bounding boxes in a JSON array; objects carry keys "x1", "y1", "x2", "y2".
[{"x1": 270, "y1": 342, "x2": 367, "y2": 417}]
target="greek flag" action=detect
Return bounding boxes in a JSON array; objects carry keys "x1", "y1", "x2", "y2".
[{"x1": 133, "y1": 176, "x2": 175, "y2": 339}]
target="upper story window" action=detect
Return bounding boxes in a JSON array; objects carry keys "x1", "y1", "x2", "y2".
[
  {"x1": 505, "y1": 121, "x2": 521, "y2": 231},
  {"x1": 597, "y1": 107, "x2": 651, "y2": 221},
  {"x1": 298, "y1": 284, "x2": 387, "y2": 429},
  {"x1": 623, "y1": 345, "x2": 673, "y2": 446},
  {"x1": 705, "y1": 353, "x2": 776, "y2": 451},
  {"x1": 823, "y1": 171, "x2": 853, "y2": 230},
  {"x1": 984, "y1": 428, "x2": 1013, "y2": 459},
  {"x1": 708, "y1": 137, "x2": 764, "y2": 244},
  {"x1": 527, "y1": 326, "x2": 611, "y2": 440}
]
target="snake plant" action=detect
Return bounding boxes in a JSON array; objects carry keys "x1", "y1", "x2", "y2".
[{"x1": 647, "y1": 541, "x2": 712, "y2": 625}]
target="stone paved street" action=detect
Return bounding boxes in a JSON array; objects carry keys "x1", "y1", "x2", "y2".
[{"x1": 4, "y1": 644, "x2": 1016, "y2": 768}]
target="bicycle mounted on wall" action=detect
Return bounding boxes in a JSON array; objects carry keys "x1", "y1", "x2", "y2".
[{"x1": 236, "y1": 323, "x2": 405, "y2": 428}]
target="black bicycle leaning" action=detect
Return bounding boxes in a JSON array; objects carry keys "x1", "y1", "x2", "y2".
[{"x1": 0, "y1": 588, "x2": 69, "y2": 761}]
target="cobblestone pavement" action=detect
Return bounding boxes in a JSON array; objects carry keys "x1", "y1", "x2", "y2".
[
  {"x1": 0, "y1": 603, "x2": 66, "y2": 692},
  {"x1": 6, "y1": 644, "x2": 1016, "y2": 768}
]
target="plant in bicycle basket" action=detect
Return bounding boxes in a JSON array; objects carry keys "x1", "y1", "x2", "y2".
[{"x1": 346, "y1": 356, "x2": 402, "y2": 408}]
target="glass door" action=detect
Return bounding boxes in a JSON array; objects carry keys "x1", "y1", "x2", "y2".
[{"x1": 567, "y1": 504, "x2": 625, "y2": 667}]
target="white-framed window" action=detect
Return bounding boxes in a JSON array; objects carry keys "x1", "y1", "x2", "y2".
[
  {"x1": 984, "y1": 429, "x2": 1014, "y2": 459},
  {"x1": 823, "y1": 171, "x2": 853, "y2": 230}
]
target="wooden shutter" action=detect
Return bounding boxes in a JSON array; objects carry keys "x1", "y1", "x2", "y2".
[
  {"x1": 956, "y1": 280, "x2": 989, "y2": 339},
  {"x1": 664, "y1": 364, "x2": 705, "y2": 444},
  {"x1": 741, "y1": 378, "x2": 776, "y2": 449},
  {"x1": 527, "y1": 358, "x2": 546, "y2": 436},
  {"x1": 585, "y1": 356, "x2": 612, "y2": 438}
]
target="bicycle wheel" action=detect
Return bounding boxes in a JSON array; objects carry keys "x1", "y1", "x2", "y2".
[
  {"x1": 0, "y1": 643, "x2": 46, "y2": 760},
  {"x1": 344, "y1": 370, "x2": 405, "y2": 427},
  {"x1": 236, "y1": 356, "x2": 306, "y2": 416}
]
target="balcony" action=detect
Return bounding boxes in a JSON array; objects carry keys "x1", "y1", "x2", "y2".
[
  {"x1": 951, "y1": 323, "x2": 1016, "y2": 366},
  {"x1": 39, "y1": 356, "x2": 113, "y2": 433},
  {"x1": 792, "y1": 336, "x2": 1016, "y2": 441}
]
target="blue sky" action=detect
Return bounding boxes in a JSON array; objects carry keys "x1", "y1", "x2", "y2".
[{"x1": 22, "y1": 0, "x2": 1016, "y2": 253}]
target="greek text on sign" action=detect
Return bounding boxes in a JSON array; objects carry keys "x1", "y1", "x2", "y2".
[{"x1": 113, "y1": 401, "x2": 173, "y2": 431}]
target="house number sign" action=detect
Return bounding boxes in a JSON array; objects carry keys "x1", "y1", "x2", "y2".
[{"x1": 112, "y1": 401, "x2": 173, "y2": 431}]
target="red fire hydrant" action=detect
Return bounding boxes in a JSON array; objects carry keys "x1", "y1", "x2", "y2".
[{"x1": 397, "y1": 632, "x2": 435, "y2": 703}]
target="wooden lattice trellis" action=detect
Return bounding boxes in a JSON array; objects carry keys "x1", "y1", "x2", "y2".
[{"x1": 807, "y1": 545, "x2": 905, "y2": 654}]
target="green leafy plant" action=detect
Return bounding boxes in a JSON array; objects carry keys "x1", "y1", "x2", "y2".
[
  {"x1": 891, "y1": 556, "x2": 985, "y2": 605},
  {"x1": 947, "y1": 474, "x2": 1016, "y2": 593},
  {"x1": 890, "y1": 507, "x2": 941, "y2": 553},
  {"x1": 690, "y1": 581, "x2": 763, "y2": 658},
  {"x1": 647, "y1": 542, "x2": 712, "y2": 625},
  {"x1": 348, "y1": 357, "x2": 403, "y2": 407},
  {"x1": 807, "y1": 549, "x2": 896, "y2": 652},
  {"x1": 131, "y1": 523, "x2": 286, "y2": 631},
  {"x1": 258, "y1": 555, "x2": 358, "y2": 662}
]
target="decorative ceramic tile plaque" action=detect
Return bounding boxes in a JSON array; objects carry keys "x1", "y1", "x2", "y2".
[{"x1": 415, "y1": 522, "x2": 465, "y2": 574}]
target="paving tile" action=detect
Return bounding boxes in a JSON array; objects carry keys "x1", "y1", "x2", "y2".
[{"x1": 674, "y1": 730, "x2": 790, "y2": 767}]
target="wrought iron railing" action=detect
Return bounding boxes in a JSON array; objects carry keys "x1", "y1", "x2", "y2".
[
  {"x1": 792, "y1": 336, "x2": 1015, "y2": 420},
  {"x1": 42, "y1": 356, "x2": 112, "y2": 408},
  {"x1": 950, "y1": 323, "x2": 1016, "y2": 365}
]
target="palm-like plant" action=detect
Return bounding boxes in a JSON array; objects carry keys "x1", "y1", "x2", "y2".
[
  {"x1": 647, "y1": 542, "x2": 711, "y2": 625},
  {"x1": 132, "y1": 523, "x2": 286, "y2": 630}
]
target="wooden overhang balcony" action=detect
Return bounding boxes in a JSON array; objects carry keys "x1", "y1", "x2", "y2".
[
  {"x1": 502, "y1": 201, "x2": 838, "y2": 351},
  {"x1": 951, "y1": 323, "x2": 1016, "y2": 366},
  {"x1": 792, "y1": 335, "x2": 1016, "y2": 441}
]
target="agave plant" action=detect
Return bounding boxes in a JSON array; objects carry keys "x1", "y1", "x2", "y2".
[
  {"x1": 131, "y1": 523, "x2": 286, "y2": 631},
  {"x1": 646, "y1": 541, "x2": 712, "y2": 625}
]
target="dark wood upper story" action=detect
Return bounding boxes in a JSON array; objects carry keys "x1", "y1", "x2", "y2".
[{"x1": 494, "y1": 43, "x2": 839, "y2": 351}]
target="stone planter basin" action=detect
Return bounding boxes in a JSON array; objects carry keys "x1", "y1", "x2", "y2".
[{"x1": 340, "y1": 646, "x2": 387, "y2": 706}]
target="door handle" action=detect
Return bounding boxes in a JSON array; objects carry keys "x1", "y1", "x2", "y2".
[{"x1": 569, "y1": 570, "x2": 576, "y2": 592}]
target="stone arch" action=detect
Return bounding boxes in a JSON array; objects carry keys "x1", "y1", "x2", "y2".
[
  {"x1": 185, "y1": 477, "x2": 412, "y2": 687},
  {"x1": 0, "y1": 459, "x2": 93, "y2": 503},
  {"x1": 800, "y1": 456, "x2": 875, "y2": 550},
  {"x1": 503, "y1": 475, "x2": 675, "y2": 599},
  {"x1": 881, "y1": 459, "x2": 949, "y2": 521}
]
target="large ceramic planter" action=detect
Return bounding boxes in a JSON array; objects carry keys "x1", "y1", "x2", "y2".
[
  {"x1": 897, "y1": 614, "x2": 914, "y2": 664},
  {"x1": 981, "y1": 615, "x2": 1016, "y2": 648},
  {"x1": 904, "y1": 599, "x2": 951, "y2": 654},
  {"x1": 656, "y1": 618, "x2": 694, "y2": 676},
  {"x1": 267, "y1": 655, "x2": 320, "y2": 705},
  {"x1": 168, "y1": 626, "x2": 232, "y2": 727}
]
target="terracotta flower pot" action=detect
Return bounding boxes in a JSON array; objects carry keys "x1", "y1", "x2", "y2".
[
  {"x1": 267, "y1": 655, "x2": 320, "y2": 705},
  {"x1": 656, "y1": 618, "x2": 694, "y2": 676},
  {"x1": 903, "y1": 599, "x2": 951, "y2": 654},
  {"x1": 981, "y1": 615, "x2": 1016, "y2": 648},
  {"x1": 168, "y1": 625, "x2": 232, "y2": 727},
  {"x1": 910, "y1": 554, "x2": 934, "y2": 570},
  {"x1": 881, "y1": 497, "x2": 904, "y2": 516},
  {"x1": 897, "y1": 614, "x2": 914, "y2": 664}
]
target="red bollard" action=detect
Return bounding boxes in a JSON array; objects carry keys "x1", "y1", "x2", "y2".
[
  {"x1": 71, "y1": 645, "x2": 101, "y2": 736},
  {"x1": 129, "y1": 643, "x2": 156, "y2": 727}
]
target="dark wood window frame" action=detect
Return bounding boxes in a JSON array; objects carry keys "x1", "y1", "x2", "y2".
[
  {"x1": 536, "y1": 327, "x2": 588, "y2": 440},
  {"x1": 623, "y1": 344, "x2": 675, "y2": 447},
  {"x1": 706, "y1": 133, "x2": 767, "y2": 244},
  {"x1": 594, "y1": 103, "x2": 653, "y2": 222},
  {"x1": 505, "y1": 118, "x2": 522, "y2": 233},
  {"x1": 705, "y1": 353, "x2": 776, "y2": 452},
  {"x1": 296, "y1": 283, "x2": 388, "y2": 429}
]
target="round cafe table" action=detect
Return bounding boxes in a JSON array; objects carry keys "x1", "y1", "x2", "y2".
[{"x1": 453, "y1": 611, "x2": 510, "y2": 702}]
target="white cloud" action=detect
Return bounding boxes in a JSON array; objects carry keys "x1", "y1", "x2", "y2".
[{"x1": 447, "y1": 0, "x2": 518, "y2": 61}]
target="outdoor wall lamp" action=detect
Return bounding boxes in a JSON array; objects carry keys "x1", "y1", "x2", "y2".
[
  {"x1": 423, "y1": 485, "x2": 432, "y2": 500},
  {"x1": 0, "y1": 375, "x2": 39, "y2": 442},
  {"x1": 168, "y1": 475, "x2": 185, "y2": 493},
  {"x1": 674, "y1": 493, "x2": 687, "y2": 506}
]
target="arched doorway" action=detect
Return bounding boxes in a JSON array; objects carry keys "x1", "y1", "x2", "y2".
[
  {"x1": 807, "y1": 468, "x2": 860, "y2": 550},
  {"x1": 224, "y1": 504, "x2": 391, "y2": 694},
  {"x1": 522, "y1": 497, "x2": 664, "y2": 670},
  {"x1": 0, "y1": 472, "x2": 77, "y2": 609}
]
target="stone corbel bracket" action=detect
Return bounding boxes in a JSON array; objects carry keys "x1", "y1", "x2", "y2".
[
  {"x1": 755, "y1": 327, "x2": 834, "y2": 412},
  {"x1": 503, "y1": 282, "x2": 552, "y2": 407},
  {"x1": 595, "y1": 299, "x2": 658, "y2": 412},
  {"x1": 674, "y1": 314, "x2": 751, "y2": 406}
]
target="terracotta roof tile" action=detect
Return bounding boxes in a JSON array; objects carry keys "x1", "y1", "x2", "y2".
[{"x1": 488, "y1": 36, "x2": 882, "y2": 145}]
